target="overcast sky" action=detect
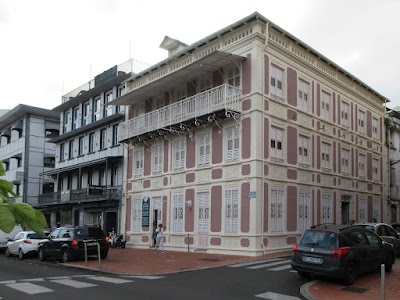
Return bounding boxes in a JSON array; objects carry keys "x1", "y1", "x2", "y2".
[{"x1": 1, "y1": 0, "x2": 399, "y2": 110}]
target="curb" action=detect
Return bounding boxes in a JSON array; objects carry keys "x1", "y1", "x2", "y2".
[{"x1": 300, "y1": 280, "x2": 319, "y2": 300}]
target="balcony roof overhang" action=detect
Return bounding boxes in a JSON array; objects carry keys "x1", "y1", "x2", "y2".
[{"x1": 110, "y1": 51, "x2": 246, "y2": 106}]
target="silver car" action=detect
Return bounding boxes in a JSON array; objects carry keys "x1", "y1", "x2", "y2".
[{"x1": 6, "y1": 231, "x2": 47, "y2": 259}]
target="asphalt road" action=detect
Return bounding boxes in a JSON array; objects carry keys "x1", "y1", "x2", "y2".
[{"x1": 0, "y1": 255, "x2": 309, "y2": 300}]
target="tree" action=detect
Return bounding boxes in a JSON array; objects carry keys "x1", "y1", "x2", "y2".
[{"x1": 0, "y1": 160, "x2": 47, "y2": 233}]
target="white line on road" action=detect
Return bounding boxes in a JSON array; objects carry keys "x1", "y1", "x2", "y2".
[
  {"x1": 228, "y1": 258, "x2": 284, "y2": 268},
  {"x1": 6, "y1": 282, "x2": 53, "y2": 295},
  {"x1": 71, "y1": 275, "x2": 95, "y2": 278},
  {"x1": 46, "y1": 276, "x2": 71, "y2": 280},
  {"x1": 122, "y1": 275, "x2": 164, "y2": 280},
  {"x1": 255, "y1": 291, "x2": 301, "y2": 299},
  {"x1": 20, "y1": 278, "x2": 45, "y2": 282},
  {"x1": 50, "y1": 279, "x2": 98, "y2": 288},
  {"x1": 86, "y1": 276, "x2": 133, "y2": 284},
  {"x1": 0, "y1": 281, "x2": 16, "y2": 284},
  {"x1": 248, "y1": 259, "x2": 291, "y2": 270},
  {"x1": 268, "y1": 264, "x2": 292, "y2": 271}
]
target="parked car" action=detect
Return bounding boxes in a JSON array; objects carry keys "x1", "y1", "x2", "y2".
[
  {"x1": 6, "y1": 231, "x2": 47, "y2": 259},
  {"x1": 0, "y1": 225, "x2": 23, "y2": 253},
  {"x1": 37, "y1": 225, "x2": 109, "y2": 263},
  {"x1": 291, "y1": 224, "x2": 396, "y2": 285},
  {"x1": 355, "y1": 222, "x2": 400, "y2": 257}
]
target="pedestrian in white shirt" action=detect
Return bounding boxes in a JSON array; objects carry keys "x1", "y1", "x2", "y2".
[{"x1": 155, "y1": 222, "x2": 165, "y2": 253}]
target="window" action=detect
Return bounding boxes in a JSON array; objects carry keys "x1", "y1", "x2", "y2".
[
  {"x1": 271, "y1": 65, "x2": 283, "y2": 98},
  {"x1": 321, "y1": 142, "x2": 331, "y2": 170},
  {"x1": 373, "y1": 158, "x2": 380, "y2": 181},
  {"x1": 270, "y1": 188, "x2": 284, "y2": 233},
  {"x1": 100, "y1": 129, "x2": 107, "y2": 150},
  {"x1": 153, "y1": 144, "x2": 163, "y2": 173},
  {"x1": 358, "y1": 153, "x2": 366, "y2": 178},
  {"x1": 44, "y1": 157, "x2": 55, "y2": 168},
  {"x1": 105, "y1": 90, "x2": 113, "y2": 117},
  {"x1": 112, "y1": 125, "x2": 119, "y2": 146},
  {"x1": 359, "y1": 197, "x2": 367, "y2": 223},
  {"x1": 358, "y1": 110, "x2": 365, "y2": 134},
  {"x1": 198, "y1": 133, "x2": 211, "y2": 166},
  {"x1": 372, "y1": 117, "x2": 379, "y2": 139},
  {"x1": 16, "y1": 157, "x2": 22, "y2": 168},
  {"x1": 134, "y1": 149, "x2": 144, "y2": 176},
  {"x1": 298, "y1": 191, "x2": 311, "y2": 233},
  {"x1": 321, "y1": 91, "x2": 330, "y2": 120},
  {"x1": 298, "y1": 80, "x2": 309, "y2": 111},
  {"x1": 298, "y1": 135, "x2": 310, "y2": 166},
  {"x1": 153, "y1": 96, "x2": 164, "y2": 109},
  {"x1": 60, "y1": 143, "x2": 65, "y2": 161},
  {"x1": 78, "y1": 136, "x2": 84, "y2": 156},
  {"x1": 89, "y1": 133, "x2": 95, "y2": 153},
  {"x1": 341, "y1": 149, "x2": 350, "y2": 175},
  {"x1": 228, "y1": 68, "x2": 240, "y2": 87},
  {"x1": 172, "y1": 194, "x2": 184, "y2": 232},
  {"x1": 270, "y1": 127, "x2": 283, "y2": 160},
  {"x1": 110, "y1": 164, "x2": 118, "y2": 185},
  {"x1": 199, "y1": 78, "x2": 211, "y2": 92},
  {"x1": 373, "y1": 198, "x2": 381, "y2": 222},
  {"x1": 83, "y1": 101, "x2": 90, "y2": 125},
  {"x1": 94, "y1": 96, "x2": 101, "y2": 121},
  {"x1": 153, "y1": 197, "x2": 162, "y2": 223},
  {"x1": 174, "y1": 87, "x2": 186, "y2": 102},
  {"x1": 174, "y1": 140, "x2": 185, "y2": 170},
  {"x1": 99, "y1": 167, "x2": 105, "y2": 186},
  {"x1": 131, "y1": 198, "x2": 142, "y2": 233},
  {"x1": 224, "y1": 188, "x2": 239, "y2": 233},
  {"x1": 73, "y1": 106, "x2": 80, "y2": 130},
  {"x1": 87, "y1": 170, "x2": 93, "y2": 185},
  {"x1": 117, "y1": 85, "x2": 125, "y2": 113},
  {"x1": 63, "y1": 110, "x2": 71, "y2": 133},
  {"x1": 3, "y1": 161, "x2": 9, "y2": 171},
  {"x1": 226, "y1": 126, "x2": 240, "y2": 161},
  {"x1": 68, "y1": 140, "x2": 74, "y2": 159},
  {"x1": 341, "y1": 101, "x2": 350, "y2": 127},
  {"x1": 321, "y1": 194, "x2": 333, "y2": 223}
]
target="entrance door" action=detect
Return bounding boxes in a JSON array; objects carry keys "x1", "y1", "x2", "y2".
[
  {"x1": 341, "y1": 201, "x2": 350, "y2": 225},
  {"x1": 197, "y1": 192, "x2": 210, "y2": 249},
  {"x1": 105, "y1": 212, "x2": 117, "y2": 234}
]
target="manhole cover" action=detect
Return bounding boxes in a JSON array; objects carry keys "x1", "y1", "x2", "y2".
[
  {"x1": 198, "y1": 258, "x2": 221, "y2": 262},
  {"x1": 341, "y1": 286, "x2": 369, "y2": 293}
]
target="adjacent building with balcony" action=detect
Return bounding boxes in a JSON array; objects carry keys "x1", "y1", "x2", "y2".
[
  {"x1": 38, "y1": 59, "x2": 149, "y2": 232},
  {"x1": 0, "y1": 105, "x2": 59, "y2": 206},
  {"x1": 113, "y1": 12, "x2": 389, "y2": 256}
]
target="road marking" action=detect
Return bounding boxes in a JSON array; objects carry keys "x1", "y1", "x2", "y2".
[
  {"x1": 71, "y1": 275, "x2": 95, "y2": 278},
  {"x1": 0, "y1": 281, "x2": 16, "y2": 284},
  {"x1": 269, "y1": 264, "x2": 292, "y2": 271},
  {"x1": 248, "y1": 259, "x2": 291, "y2": 270},
  {"x1": 46, "y1": 276, "x2": 71, "y2": 280},
  {"x1": 6, "y1": 282, "x2": 53, "y2": 295},
  {"x1": 20, "y1": 278, "x2": 45, "y2": 282},
  {"x1": 228, "y1": 258, "x2": 284, "y2": 268},
  {"x1": 86, "y1": 276, "x2": 133, "y2": 284},
  {"x1": 50, "y1": 279, "x2": 98, "y2": 288},
  {"x1": 122, "y1": 275, "x2": 165, "y2": 280},
  {"x1": 255, "y1": 291, "x2": 301, "y2": 299}
]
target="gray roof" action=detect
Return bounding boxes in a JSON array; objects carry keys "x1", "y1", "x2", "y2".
[
  {"x1": 126, "y1": 11, "x2": 388, "y2": 103},
  {"x1": 0, "y1": 104, "x2": 59, "y2": 130}
]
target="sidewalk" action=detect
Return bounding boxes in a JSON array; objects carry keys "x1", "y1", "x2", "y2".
[{"x1": 67, "y1": 248, "x2": 400, "y2": 300}]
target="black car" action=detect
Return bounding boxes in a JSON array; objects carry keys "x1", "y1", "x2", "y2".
[
  {"x1": 38, "y1": 225, "x2": 109, "y2": 263},
  {"x1": 291, "y1": 224, "x2": 396, "y2": 285},
  {"x1": 355, "y1": 222, "x2": 400, "y2": 257}
]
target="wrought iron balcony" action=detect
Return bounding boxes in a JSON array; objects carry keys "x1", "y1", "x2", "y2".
[
  {"x1": 118, "y1": 84, "x2": 241, "y2": 144},
  {"x1": 37, "y1": 185, "x2": 122, "y2": 206}
]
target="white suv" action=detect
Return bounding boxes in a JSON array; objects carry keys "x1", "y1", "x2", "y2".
[{"x1": 0, "y1": 225, "x2": 23, "y2": 252}]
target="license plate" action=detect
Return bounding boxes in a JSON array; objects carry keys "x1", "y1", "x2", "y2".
[
  {"x1": 302, "y1": 256, "x2": 323, "y2": 264},
  {"x1": 86, "y1": 242, "x2": 98, "y2": 246}
]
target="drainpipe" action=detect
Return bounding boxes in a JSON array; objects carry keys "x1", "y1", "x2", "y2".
[{"x1": 23, "y1": 115, "x2": 30, "y2": 204}]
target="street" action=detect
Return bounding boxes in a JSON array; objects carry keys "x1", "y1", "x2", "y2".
[{"x1": 0, "y1": 255, "x2": 309, "y2": 300}]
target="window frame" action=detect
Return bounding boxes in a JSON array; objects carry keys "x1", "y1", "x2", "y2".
[
  {"x1": 197, "y1": 133, "x2": 211, "y2": 166},
  {"x1": 298, "y1": 135, "x2": 310, "y2": 166},
  {"x1": 321, "y1": 142, "x2": 331, "y2": 170},
  {"x1": 172, "y1": 194, "x2": 184, "y2": 232},
  {"x1": 270, "y1": 64, "x2": 284, "y2": 98},
  {"x1": 270, "y1": 126, "x2": 284, "y2": 161},
  {"x1": 100, "y1": 128, "x2": 107, "y2": 150},
  {"x1": 321, "y1": 91, "x2": 331, "y2": 121},
  {"x1": 298, "y1": 79, "x2": 309, "y2": 111},
  {"x1": 88, "y1": 132, "x2": 95, "y2": 153},
  {"x1": 134, "y1": 148, "x2": 144, "y2": 177},
  {"x1": 224, "y1": 188, "x2": 239, "y2": 234},
  {"x1": 270, "y1": 188, "x2": 285, "y2": 233},
  {"x1": 152, "y1": 144, "x2": 163, "y2": 173},
  {"x1": 226, "y1": 126, "x2": 240, "y2": 161},
  {"x1": 173, "y1": 139, "x2": 186, "y2": 170}
]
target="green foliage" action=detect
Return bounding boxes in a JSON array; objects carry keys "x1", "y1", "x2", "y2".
[{"x1": 0, "y1": 160, "x2": 46, "y2": 233}]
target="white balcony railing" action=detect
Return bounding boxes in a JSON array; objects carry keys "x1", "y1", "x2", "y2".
[{"x1": 118, "y1": 84, "x2": 241, "y2": 143}]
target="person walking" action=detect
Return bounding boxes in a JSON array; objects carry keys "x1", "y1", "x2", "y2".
[{"x1": 155, "y1": 222, "x2": 165, "y2": 253}]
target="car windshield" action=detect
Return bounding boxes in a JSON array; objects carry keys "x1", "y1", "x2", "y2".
[
  {"x1": 74, "y1": 227, "x2": 105, "y2": 239},
  {"x1": 27, "y1": 233, "x2": 47, "y2": 239},
  {"x1": 299, "y1": 230, "x2": 338, "y2": 248}
]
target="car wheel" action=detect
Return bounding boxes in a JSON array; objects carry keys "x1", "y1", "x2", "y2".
[
  {"x1": 385, "y1": 254, "x2": 395, "y2": 272},
  {"x1": 298, "y1": 271, "x2": 310, "y2": 278},
  {"x1": 5, "y1": 248, "x2": 11, "y2": 257},
  {"x1": 18, "y1": 249, "x2": 24, "y2": 260},
  {"x1": 343, "y1": 261, "x2": 358, "y2": 285},
  {"x1": 100, "y1": 251, "x2": 108, "y2": 259},
  {"x1": 61, "y1": 249, "x2": 71, "y2": 263},
  {"x1": 38, "y1": 248, "x2": 46, "y2": 261}
]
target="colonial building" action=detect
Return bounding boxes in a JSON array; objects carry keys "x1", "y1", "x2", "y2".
[
  {"x1": 38, "y1": 59, "x2": 148, "y2": 232},
  {"x1": 0, "y1": 105, "x2": 59, "y2": 206},
  {"x1": 113, "y1": 12, "x2": 388, "y2": 256}
]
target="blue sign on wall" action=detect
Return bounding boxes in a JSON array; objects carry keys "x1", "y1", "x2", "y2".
[{"x1": 142, "y1": 197, "x2": 150, "y2": 226}]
